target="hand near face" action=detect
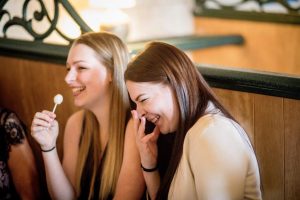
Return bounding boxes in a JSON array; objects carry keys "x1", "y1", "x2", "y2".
[
  {"x1": 31, "y1": 110, "x2": 58, "y2": 150},
  {"x1": 132, "y1": 110, "x2": 160, "y2": 169}
]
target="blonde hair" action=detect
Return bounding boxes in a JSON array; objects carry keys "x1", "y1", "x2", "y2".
[{"x1": 73, "y1": 32, "x2": 130, "y2": 200}]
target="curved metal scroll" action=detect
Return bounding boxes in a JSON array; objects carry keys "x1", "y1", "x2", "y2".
[{"x1": 0, "y1": 0, "x2": 92, "y2": 43}]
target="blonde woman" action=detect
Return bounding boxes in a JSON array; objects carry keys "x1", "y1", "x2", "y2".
[{"x1": 31, "y1": 32, "x2": 145, "y2": 200}]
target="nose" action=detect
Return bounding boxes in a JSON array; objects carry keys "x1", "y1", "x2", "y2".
[
  {"x1": 136, "y1": 103, "x2": 146, "y2": 118},
  {"x1": 65, "y1": 68, "x2": 76, "y2": 84}
]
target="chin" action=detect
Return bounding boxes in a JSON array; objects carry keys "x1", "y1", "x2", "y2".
[
  {"x1": 73, "y1": 100, "x2": 84, "y2": 108},
  {"x1": 162, "y1": 127, "x2": 177, "y2": 134},
  {"x1": 159, "y1": 127, "x2": 171, "y2": 134},
  {"x1": 160, "y1": 131, "x2": 170, "y2": 135}
]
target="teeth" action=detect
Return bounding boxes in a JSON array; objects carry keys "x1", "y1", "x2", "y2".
[
  {"x1": 153, "y1": 116, "x2": 160, "y2": 123},
  {"x1": 149, "y1": 116, "x2": 160, "y2": 124},
  {"x1": 72, "y1": 86, "x2": 85, "y2": 94}
]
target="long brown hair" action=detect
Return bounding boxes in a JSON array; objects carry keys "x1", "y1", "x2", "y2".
[
  {"x1": 124, "y1": 42, "x2": 235, "y2": 199},
  {"x1": 73, "y1": 32, "x2": 130, "y2": 200}
]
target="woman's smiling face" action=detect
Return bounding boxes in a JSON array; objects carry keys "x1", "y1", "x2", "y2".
[
  {"x1": 126, "y1": 80, "x2": 179, "y2": 134},
  {"x1": 65, "y1": 43, "x2": 112, "y2": 109}
]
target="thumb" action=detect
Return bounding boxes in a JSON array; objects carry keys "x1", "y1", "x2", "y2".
[{"x1": 150, "y1": 126, "x2": 160, "y2": 142}]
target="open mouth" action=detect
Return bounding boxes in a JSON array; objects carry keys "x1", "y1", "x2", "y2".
[
  {"x1": 72, "y1": 86, "x2": 86, "y2": 96},
  {"x1": 148, "y1": 115, "x2": 160, "y2": 125}
]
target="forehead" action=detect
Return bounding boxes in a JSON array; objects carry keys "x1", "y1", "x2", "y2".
[
  {"x1": 67, "y1": 44, "x2": 97, "y2": 61},
  {"x1": 126, "y1": 80, "x2": 167, "y2": 98}
]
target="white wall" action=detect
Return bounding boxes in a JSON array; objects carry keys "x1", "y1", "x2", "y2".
[{"x1": 125, "y1": 0, "x2": 195, "y2": 41}]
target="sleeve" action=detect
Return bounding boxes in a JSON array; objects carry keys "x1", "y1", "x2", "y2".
[
  {"x1": 3, "y1": 109, "x2": 26, "y2": 146},
  {"x1": 187, "y1": 116, "x2": 249, "y2": 200}
]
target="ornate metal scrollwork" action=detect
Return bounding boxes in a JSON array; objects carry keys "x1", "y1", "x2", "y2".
[{"x1": 0, "y1": 0, "x2": 92, "y2": 44}]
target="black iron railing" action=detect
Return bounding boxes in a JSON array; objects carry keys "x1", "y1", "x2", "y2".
[{"x1": 0, "y1": 0, "x2": 92, "y2": 44}]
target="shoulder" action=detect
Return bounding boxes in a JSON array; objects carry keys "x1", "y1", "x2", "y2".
[
  {"x1": 64, "y1": 110, "x2": 84, "y2": 143},
  {"x1": 66, "y1": 110, "x2": 85, "y2": 125},
  {"x1": 186, "y1": 114, "x2": 250, "y2": 155},
  {"x1": 0, "y1": 108, "x2": 26, "y2": 145},
  {"x1": 125, "y1": 117, "x2": 134, "y2": 131},
  {"x1": 66, "y1": 110, "x2": 84, "y2": 130},
  {"x1": 124, "y1": 118, "x2": 134, "y2": 140},
  {"x1": 188, "y1": 114, "x2": 238, "y2": 139}
]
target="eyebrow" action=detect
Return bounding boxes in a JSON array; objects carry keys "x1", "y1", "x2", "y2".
[
  {"x1": 66, "y1": 60, "x2": 86, "y2": 66},
  {"x1": 135, "y1": 94, "x2": 145, "y2": 102}
]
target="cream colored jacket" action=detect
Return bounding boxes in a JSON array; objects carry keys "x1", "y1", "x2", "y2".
[{"x1": 168, "y1": 113, "x2": 262, "y2": 200}]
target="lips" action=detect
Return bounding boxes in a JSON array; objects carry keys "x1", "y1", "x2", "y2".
[
  {"x1": 71, "y1": 86, "x2": 86, "y2": 96},
  {"x1": 147, "y1": 115, "x2": 160, "y2": 125}
]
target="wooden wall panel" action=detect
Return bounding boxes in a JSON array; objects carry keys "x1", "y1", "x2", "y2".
[
  {"x1": 284, "y1": 99, "x2": 300, "y2": 200},
  {"x1": 254, "y1": 95, "x2": 284, "y2": 200},
  {"x1": 212, "y1": 88, "x2": 255, "y2": 144},
  {"x1": 0, "y1": 55, "x2": 77, "y2": 157},
  {"x1": 192, "y1": 17, "x2": 300, "y2": 76}
]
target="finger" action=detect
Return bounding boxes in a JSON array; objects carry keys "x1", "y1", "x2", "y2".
[
  {"x1": 32, "y1": 118, "x2": 51, "y2": 128},
  {"x1": 150, "y1": 126, "x2": 160, "y2": 141},
  {"x1": 142, "y1": 126, "x2": 160, "y2": 143},
  {"x1": 42, "y1": 110, "x2": 56, "y2": 119},
  {"x1": 131, "y1": 110, "x2": 140, "y2": 136},
  {"x1": 137, "y1": 116, "x2": 146, "y2": 139},
  {"x1": 49, "y1": 120, "x2": 59, "y2": 131},
  {"x1": 31, "y1": 125, "x2": 47, "y2": 133},
  {"x1": 34, "y1": 112, "x2": 53, "y2": 123}
]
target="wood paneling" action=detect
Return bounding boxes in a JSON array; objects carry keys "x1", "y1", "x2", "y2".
[
  {"x1": 0, "y1": 55, "x2": 78, "y2": 198},
  {"x1": 0, "y1": 56, "x2": 77, "y2": 157},
  {"x1": 192, "y1": 17, "x2": 300, "y2": 76},
  {"x1": 254, "y1": 95, "x2": 284, "y2": 200},
  {"x1": 284, "y1": 99, "x2": 300, "y2": 200},
  {"x1": 212, "y1": 88, "x2": 254, "y2": 144},
  {"x1": 212, "y1": 89, "x2": 300, "y2": 200}
]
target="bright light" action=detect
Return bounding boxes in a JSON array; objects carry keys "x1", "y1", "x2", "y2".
[{"x1": 89, "y1": 0, "x2": 136, "y2": 9}]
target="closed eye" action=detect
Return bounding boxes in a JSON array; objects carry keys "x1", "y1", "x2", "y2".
[
  {"x1": 78, "y1": 66, "x2": 87, "y2": 70},
  {"x1": 140, "y1": 98, "x2": 148, "y2": 103}
]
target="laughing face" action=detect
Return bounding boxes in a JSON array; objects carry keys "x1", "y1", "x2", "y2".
[
  {"x1": 65, "y1": 43, "x2": 112, "y2": 110},
  {"x1": 126, "y1": 81, "x2": 179, "y2": 134}
]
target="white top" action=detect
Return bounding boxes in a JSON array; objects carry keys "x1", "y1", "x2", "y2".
[{"x1": 168, "y1": 106, "x2": 262, "y2": 200}]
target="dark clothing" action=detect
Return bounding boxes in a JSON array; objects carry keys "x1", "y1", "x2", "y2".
[
  {"x1": 0, "y1": 108, "x2": 26, "y2": 200},
  {"x1": 157, "y1": 133, "x2": 175, "y2": 180}
]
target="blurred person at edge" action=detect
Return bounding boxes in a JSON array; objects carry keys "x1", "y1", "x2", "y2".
[{"x1": 0, "y1": 107, "x2": 40, "y2": 200}]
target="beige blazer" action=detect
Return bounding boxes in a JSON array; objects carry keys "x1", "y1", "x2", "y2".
[{"x1": 168, "y1": 114, "x2": 262, "y2": 200}]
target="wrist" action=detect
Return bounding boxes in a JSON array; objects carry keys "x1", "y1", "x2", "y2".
[{"x1": 141, "y1": 163, "x2": 158, "y2": 172}]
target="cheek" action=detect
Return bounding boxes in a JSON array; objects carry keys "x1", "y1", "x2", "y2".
[
  {"x1": 165, "y1": 94, "x2": 179, "y2": 121},
  {"x1": 76, "y1": 72, "x2": 90, "y2": 83},
  {"x1": 88, "y1": 72, "x2": 106, "y2": 85}
]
